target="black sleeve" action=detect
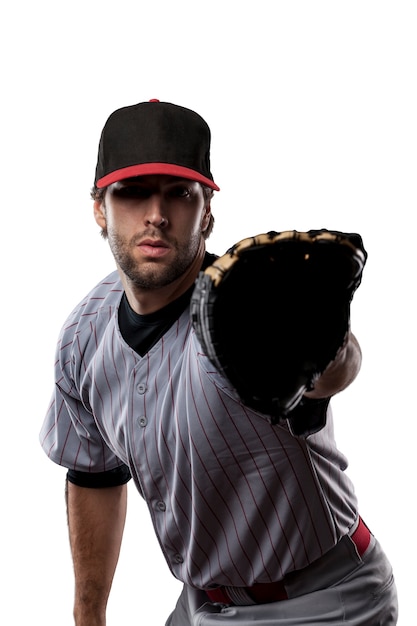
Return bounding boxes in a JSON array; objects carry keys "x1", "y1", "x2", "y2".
[
  {"x1": 286, "y1": 396, "x2": 331, "y2": 437},
  {"x1": 66, "y1": 464, "x2": 132, "y2": 488}
]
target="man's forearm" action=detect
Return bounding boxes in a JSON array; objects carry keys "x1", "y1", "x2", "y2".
[
  {"x1": 66, "y1": 481, "x2": 128, "y2": 626},
  {"x1": 304, "y1": 331, "x2": 362, "y2": 400}
]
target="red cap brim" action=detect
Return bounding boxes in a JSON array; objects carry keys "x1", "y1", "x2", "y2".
[{"x1": 96, "y1": 162, "x2": 220, "y2": 191}]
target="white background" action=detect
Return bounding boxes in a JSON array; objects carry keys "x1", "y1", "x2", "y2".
[{"x1": 2, "y1": 1, "x2": 415, "y2": 624}]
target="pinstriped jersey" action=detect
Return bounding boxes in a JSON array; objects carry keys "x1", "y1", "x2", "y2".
[{"x1": 40, "y1": 270, "x2": 358, "y2": 589}]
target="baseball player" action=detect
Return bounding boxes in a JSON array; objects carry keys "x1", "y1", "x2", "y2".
[{"x1": 39, "y1": 99, "x2": 398, "y2": 625}]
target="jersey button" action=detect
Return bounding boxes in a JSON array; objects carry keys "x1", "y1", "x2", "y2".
[
  {"x1": 138, "y1": 416, "x2": 148, "y2": 427},
  {"x1": 174, "y1": 553, "x2": 184, "y2": 564},
  {"x1": 156, "y1": 500, "x2": 166, "y2": 512},
  {"x1": 137, "y1": 383, "x2": 147, "y2": 394}
]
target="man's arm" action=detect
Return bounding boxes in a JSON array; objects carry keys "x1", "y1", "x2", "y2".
[
  {"x1": 304, "y1": 331, "x2": 362, "y2": 400},
  {"x1": 66, "y1": 481, "x2": 128, "y2": 626}
]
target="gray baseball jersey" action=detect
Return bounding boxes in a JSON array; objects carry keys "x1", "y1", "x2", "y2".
[{"x1": 40, "y1": 270, "x2": 358, "y2": 590}]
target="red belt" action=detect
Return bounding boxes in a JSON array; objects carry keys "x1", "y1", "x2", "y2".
[{"x1": 205, "y1": 517, "x2": 371, "y2": 605}]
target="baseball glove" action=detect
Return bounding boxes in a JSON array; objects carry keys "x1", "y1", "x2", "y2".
[{"x1": 191, "y1": 229, "x2": 367, "y2": 425}]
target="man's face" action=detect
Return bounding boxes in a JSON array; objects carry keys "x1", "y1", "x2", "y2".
[{"x1": 94, "y1": 175, "x2": 210, "y2": 289}]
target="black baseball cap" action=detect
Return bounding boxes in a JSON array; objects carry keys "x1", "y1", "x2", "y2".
[{"x1": 94, "y1": 99, "x2": 220, "y2": 191}]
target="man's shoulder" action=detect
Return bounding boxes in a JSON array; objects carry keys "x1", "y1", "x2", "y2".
[
  {"x1": 81, "y1": 270, "x2": 123, "y2": 307},
  {"x1": 61, "y1": 270, "x2": 123, "y2": 337}
]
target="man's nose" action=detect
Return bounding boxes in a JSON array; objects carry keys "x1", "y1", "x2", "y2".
[{"x1": 144, "y1": 195, "x2": 168, "y2": 227}]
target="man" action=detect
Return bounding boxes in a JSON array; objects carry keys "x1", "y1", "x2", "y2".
[{"x1": 40, "y1": 99, "x2": 398, "y2": 625}]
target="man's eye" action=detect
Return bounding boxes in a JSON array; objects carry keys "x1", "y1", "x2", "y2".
[{"x1": 170, "y1": 186, "x2": 190, "y2": 198}]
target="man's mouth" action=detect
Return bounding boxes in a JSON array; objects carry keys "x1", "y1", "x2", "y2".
[{"x1": 137, "y1": 238, "x2": 170, "y2": 258}]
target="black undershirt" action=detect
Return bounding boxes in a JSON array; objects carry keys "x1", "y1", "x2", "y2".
[{"x1": 118, "y1": 286, "x2": 193, "y2": 357}]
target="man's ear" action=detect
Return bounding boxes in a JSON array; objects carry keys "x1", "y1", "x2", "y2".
[
  {"x1": 201, "y1": 204, "x2": 211, "y2": 232},
  {"x1": 93, "y1": 200, "x2": 107, "y2": 229}
]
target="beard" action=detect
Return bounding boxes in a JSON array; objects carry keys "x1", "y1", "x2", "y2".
[{"x1": 106, "y1": 227, "x2": 202, "y2": 289}]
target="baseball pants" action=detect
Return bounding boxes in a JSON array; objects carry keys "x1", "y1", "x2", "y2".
[{"x1": 165, "y1": 535, "x2": 398, "y2": 625}]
